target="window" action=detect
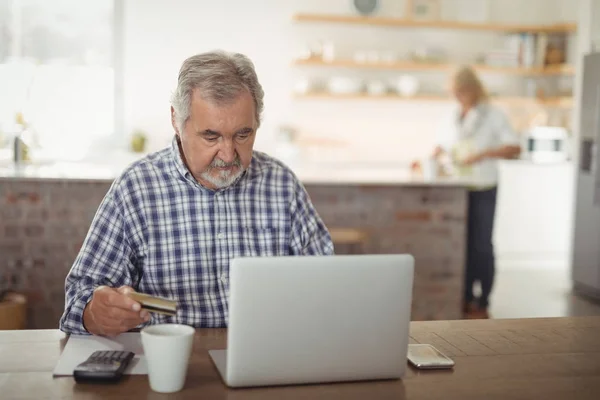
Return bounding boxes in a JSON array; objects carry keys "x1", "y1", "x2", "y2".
[{"x1": 0, "y1": 0, "x2": 115, "y2": 160}]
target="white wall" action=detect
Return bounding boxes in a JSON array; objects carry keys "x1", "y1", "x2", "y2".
[
  {"x1": 593, "y1": 0, "x2": 600, "y2": 49},
  {"x1": 122, "y1": 0, "x2": 579, "y2": 164}
]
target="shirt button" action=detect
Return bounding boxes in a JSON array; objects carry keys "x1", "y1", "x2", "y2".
[
  {"x1": 217, "y1": 232, "x2": 225, "y2": 239},
  {"x1": 220, "y1": 275, "x2": 228, "y2": 283}
]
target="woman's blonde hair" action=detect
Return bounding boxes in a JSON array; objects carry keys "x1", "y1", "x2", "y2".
[{"x1": 452, "y1": 65, "x2": 489, "y2": 104}]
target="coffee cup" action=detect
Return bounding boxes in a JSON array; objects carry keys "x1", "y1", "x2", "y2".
[{"x1": 141, "y1": 324, "x2": 195, "y2": 393}]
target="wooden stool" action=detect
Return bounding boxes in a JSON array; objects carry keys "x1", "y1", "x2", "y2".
[{"x1": 329, "y1": 228, "x2": 369, "y2": 254}]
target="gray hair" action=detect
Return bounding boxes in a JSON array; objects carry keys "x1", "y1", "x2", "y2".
[{"x1": 171, "y1": 50, "x2": 264, "y2": 133}]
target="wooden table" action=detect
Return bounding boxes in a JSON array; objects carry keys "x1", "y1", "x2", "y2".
[{"x1": 1, "y1": 317, "x2": 599, "y2": 399}]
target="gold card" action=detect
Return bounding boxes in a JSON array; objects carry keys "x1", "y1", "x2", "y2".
[{"x1": 127, "y1": 292, "x2": 177, "y2": 316}]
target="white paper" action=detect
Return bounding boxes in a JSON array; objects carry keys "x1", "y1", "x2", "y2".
[{"x1": 52, "y1": 332, "x2": 148, "y2": 376}]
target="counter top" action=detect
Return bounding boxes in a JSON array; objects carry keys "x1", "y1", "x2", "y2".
[
  {"x1": 0, "y1": 162, "x2": 492, "y2": 187},
  {"x1": 0, "y1": 162, "x2": 120, "y2": 181},
  {"x1": 294, "y1": 165, "x2": 491, "y2": 186}
]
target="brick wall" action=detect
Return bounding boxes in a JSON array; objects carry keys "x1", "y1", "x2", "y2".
[
  {"x1": 304, "y1": 184, "x2": 467, "y2": 321},
  {"x1": 0, "y1": 178, "x2": 466, "y2": 329},
  {"x1": 0, "y1": 179, "x2": 112, "y2": 329}
]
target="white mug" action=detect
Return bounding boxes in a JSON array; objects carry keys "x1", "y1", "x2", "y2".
[
  {"x1": 421, "y1": 158, "x2": 438, "y2": 181},
  {"x1": 141, "y1": 324, "x2": 195, "y2": 393}
]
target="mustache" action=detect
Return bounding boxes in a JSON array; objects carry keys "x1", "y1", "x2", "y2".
[{"x1": 210, "y1": 157, "x2": 242, "y2": 168}]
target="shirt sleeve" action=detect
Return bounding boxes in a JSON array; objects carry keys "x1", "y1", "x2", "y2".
[
  {"x1": 289, "y1": 179, "x2": 334, "y2": 256},
  {"x1": 492, "y1": 108, "x2": 520, "y2": 147},
  {"x1": 59, "y1": 187, "x2": 140, "y2": 334}
]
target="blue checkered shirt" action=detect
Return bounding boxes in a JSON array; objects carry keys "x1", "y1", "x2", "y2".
[{"x1": 60, "y1": 138, "x2": 334, "y2": 334}]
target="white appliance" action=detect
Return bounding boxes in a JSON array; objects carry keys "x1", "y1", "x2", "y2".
[
  {"x1": 209, "y1": 254, "x2": 415, "y2": 388},
  {"x1": 523, "y1": 126, "x2": 570, "y2": 163},
  {"x1": 571, "y1": 52, "x2": 600, "y2": 299}
]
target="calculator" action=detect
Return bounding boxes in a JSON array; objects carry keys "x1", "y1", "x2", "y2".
[{"x1": 73, "y1": 350, "x2": 135, "y2": 383}]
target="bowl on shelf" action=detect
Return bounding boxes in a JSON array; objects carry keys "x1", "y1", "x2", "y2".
[
  {"x1": 294, "y1": 78, "x2": 312, "y2": 94},
  {"x1": 394, "y1": 75, "x2": 420, "y2": 97},
  {"x1": 366, "y1": 80, "x2": 387, "y2": 96},
  {"x1": 380, "y1": 51, "x2": 398, "y2": 64},
  {"x1": 327, "y1": 77, "x2": 363, "y2": 95}
]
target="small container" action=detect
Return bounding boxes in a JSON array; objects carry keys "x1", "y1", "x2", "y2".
[
  {"x1": 421, "y1": 158, "x2": 438, "y2": 181},
  {"x1": 0, "y1": 291, "x2": 27, "y2": 330}
]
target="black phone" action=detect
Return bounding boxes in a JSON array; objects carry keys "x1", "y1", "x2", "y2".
[{"x1": 73, "y1": 350, "x2": 135, "y2": 383}]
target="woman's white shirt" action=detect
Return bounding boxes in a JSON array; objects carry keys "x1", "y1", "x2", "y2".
[{"x1": 437, "y1": 102, "x2": 519, "y2": 186}]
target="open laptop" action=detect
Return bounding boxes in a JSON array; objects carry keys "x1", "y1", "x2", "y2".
[{"x1": 209, "y1": 254, "x2": 414, "y2": 388}]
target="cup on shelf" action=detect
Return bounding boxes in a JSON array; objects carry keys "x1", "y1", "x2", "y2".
[
  {"x1": 294, "y1": 78, "x2": 314, "y2": 94},
  {"x1": 395, "y1": 75, "x2": 420, "y2": 97},
  {"x1": 309, "y1": 41, "x2": 323, "y2": 59}
]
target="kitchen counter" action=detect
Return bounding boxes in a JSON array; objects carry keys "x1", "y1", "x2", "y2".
[
  {"x1": 0, "y1": 162, "x2": 120, "y2": 181},
  {"x1": 0, "y1": 161, "x2": 491, "y2": 187},
  {"x1": 293, "y1": 164, "x2": 492, "y2": 186}
]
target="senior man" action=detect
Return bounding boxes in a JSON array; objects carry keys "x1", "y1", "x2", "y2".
[{"x1": 60, "y1": 51, "x2": 333, "y2": 336}]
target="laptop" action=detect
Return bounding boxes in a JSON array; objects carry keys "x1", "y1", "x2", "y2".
[{"x1": 209, "y1": 254, "x2": 414, "y2": 388}]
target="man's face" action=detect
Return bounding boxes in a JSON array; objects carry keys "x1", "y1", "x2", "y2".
[{"x1": 172, "y1": 89, "x2": 257, "y2": 189}]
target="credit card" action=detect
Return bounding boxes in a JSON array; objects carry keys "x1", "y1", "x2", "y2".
[{"x1": 127, "y1": 292, "x2": 177, "y2": 316}]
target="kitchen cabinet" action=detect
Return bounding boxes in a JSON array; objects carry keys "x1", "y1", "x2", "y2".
[{"x1": 494, "y1": 160, "x2": 574, "y2": 269}]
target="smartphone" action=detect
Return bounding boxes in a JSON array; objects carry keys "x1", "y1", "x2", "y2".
[{"x1": 407, "y1": 344, "x2": 455, "y2": 369}]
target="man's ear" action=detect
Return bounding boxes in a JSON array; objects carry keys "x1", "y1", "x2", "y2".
[{"x1": 171, "y1": 106, "x2": 179, "y2": 136}]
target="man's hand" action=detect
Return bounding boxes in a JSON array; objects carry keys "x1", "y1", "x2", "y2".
[{"x1": 83, "y1": 286, "x2": 150, "y2": 336}]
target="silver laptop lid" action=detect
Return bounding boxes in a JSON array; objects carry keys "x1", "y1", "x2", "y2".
[{"x1": 223, "y1": 254, "x2": 414, "y2": 387}]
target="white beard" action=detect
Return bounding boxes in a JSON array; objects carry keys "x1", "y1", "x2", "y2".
[
  {"x1": 200, "y1": 156, "x2": 244, "y2": 189},
  {"x1": 200, "y1": 166, "x2": 244, "y2": 189}
]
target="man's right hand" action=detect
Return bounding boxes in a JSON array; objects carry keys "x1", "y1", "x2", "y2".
[{"x1": 83, "y1": 286, "x2": 150, "y2": 336}]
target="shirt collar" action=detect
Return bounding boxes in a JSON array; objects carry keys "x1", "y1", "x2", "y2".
[
  {"x1": 169, "y1": 135, "x2": 252, "y2": 192},
  {"x1": 170, "y1": 135, "x2": 194, "y2": 182}
]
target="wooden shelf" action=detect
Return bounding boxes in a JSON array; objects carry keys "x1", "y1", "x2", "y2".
[
  {"x1": 293, "y1": 13, "x2": 577, "y2": 33},
  {"x1": 293, "y1": 92, "x2": 573, "y2": 107},
  {"x1": 293, "y1": 58, "x2": 575, "y2": 76},
  {"x1": 473, "y1": 64, "x2": 574, "y2": 76},
  {"x1": 295, "y1": 93, "x2": 447, "y2": 101}
]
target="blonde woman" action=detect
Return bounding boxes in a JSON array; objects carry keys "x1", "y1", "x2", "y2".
[{"x1": 434, "y1": 66, "x2": 521, "y2": 319}]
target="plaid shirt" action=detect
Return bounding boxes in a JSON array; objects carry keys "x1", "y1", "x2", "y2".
[{"x1": 60, "y1": 137, "x2": 333, "y2": 334}]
